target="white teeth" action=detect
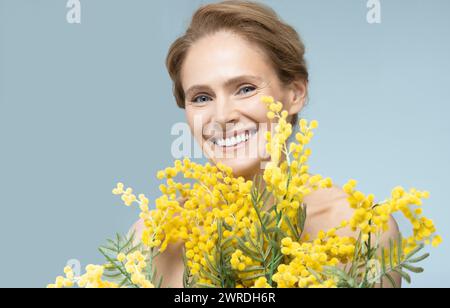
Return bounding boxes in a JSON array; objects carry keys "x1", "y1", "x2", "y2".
[{"x1": 213, "y1": 130, "x2": 256, "y2": 148}]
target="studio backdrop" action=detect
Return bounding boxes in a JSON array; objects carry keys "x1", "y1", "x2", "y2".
[{"x1": 0, "y1": 0, "x2": 449, "y2": 288}]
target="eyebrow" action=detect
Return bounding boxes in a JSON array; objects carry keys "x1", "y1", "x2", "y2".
[{"x1": 184, "y1": 75, "x2": 264, "y2": 99}]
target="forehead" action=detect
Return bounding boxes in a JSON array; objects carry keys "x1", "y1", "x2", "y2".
[{"x1": 181, "y1": 31, "x2": 275, "y2": 88}]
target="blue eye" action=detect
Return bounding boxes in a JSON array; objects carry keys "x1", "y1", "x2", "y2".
[
  {"x1": 238, "y1": 86, "x2": 256, "y2": 95},
  {"x1": 190, "y1": 86, "x2": 256, "y2": 104},
  {"x1": 192, "y1": 95, "x2": 212, "y2": 104}
]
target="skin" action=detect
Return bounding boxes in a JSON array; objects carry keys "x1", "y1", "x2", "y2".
[{"x1": 131, "y1": 30, "x2": 401, "y2": 288}]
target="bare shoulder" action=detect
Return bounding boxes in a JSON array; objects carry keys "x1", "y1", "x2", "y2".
[
  {"x1": 305, "y1": 185, "x2": 400, "y2": 240},
  {"x1": 130, "y1": 218, "x2": 145, "y2": 235},
  {"x1": 305, "y1": 185, "x2": 402, "y2": 287},
  {"x1": 128, "y1": 219, "x2": 145, "y2": 246},
  {"x1": 303, "y1": 185, "x2": 354, "y2": 236},
  {"x1": 379, "y1": 215, "x2": 401, "y2": 244}
]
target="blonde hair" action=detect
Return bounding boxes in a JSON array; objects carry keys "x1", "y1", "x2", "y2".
[{"x1": 166, "y1": 0, "x2": 309, "y2": 125}]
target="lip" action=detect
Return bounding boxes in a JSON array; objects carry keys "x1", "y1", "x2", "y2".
[
  {"x1": 209, "y1": 127, "x2": 258, "y2": 141},
  {"x1": 207, "y1": 128, "x2": 258, "y2": 152}
]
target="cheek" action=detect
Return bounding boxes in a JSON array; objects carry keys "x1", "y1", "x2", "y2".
[
  {"x1": 185, "y1": 108, "x2": 208, "y2": 139},
  {"x1": 240, "y1": 96, "x2": 271, "y2": 123}
]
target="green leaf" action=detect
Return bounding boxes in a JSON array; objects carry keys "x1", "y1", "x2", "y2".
[
  {"x1": 393, "y1": 269, "x2": 411, "y2": 284},
  {"x1": 195, "y1": 283, "x2": 217, "y2": 288},
  {"x1": 223, "y1": 222, "x2": 233, "y2": 232},
  {"x1": 262, "y1": 212, "x2": 276, "y2": 226},
  {"x1": 296, "y1": 203, "x2": 307, "y2": 236},
  {"x1": 243, "y1": 230, "x2": 259, "y2": 251},
  {"x1": 384, "y1": 272, "x2": 399, "y2": 288},
  {"x1": 221, "y1": 236, "x2": 234, "y2": 249},
  {"x1": 236, "y1": 238, "x2": 263, "y2": 263},
  {"x1": 397, "y1": 233, "x2": 403, "y2": 266},
  {"x1": 103, "y1": 272, "x2": 123, "y2": 279},
  {"x1": 222, "y1": 245, "x2": 237, "y2": 257},
  {"x1": 217, "y1": 220, "x2": 223, "y2": 244},
  {"x1": 404, "y1": 244, "x2": 425, "y2": 260},
  {"x1": 240, "y1": 273, "x2": 266, "y2": 282},
  {"x1": 389, "y1": 238, "x2": 395, "y2": 268},
  {"x1": 203, "y1": 252, "x2": 219, "y2": 275},
  {"x1": 407, "y1": 253, "x2": 430, "y2": 264},
  {"x1": 306, "y1": 267, "x2": 324, "y2": 284},
  {"x1": 199, "y1": 268, "x2": 222, "y2": 285},
  {"x1": 96, "y1": 231, "x2": 159, "y2": 288},
  {"x1": 349, "y1": 233, "x2": 363, "y2": 277},
  {"x1": 157, "y1": 275, "x2": 164, "y2": 288},
  {"x1": 283, "y1": 214, "x2": 300, "y2": 241},
  {"x1": 118, "y1": 277, "x2": 129, "y2": 288},
  {"x1": 380, "y1": 248, "x2": 387, "y2": 273},
  {"x1": 151, "y1": 267, "x2": 158, "y2": 282},
  {"x1": 239, "y1": 266, "x2": 265, "y2": 273},
  {"x1": 260, "y1": 191, "x2": 272, "y2": 210},
  {"x1": 322, "y1": 266, "x2": 356, "y2": 288},
  {"x1": 266, "y1": 228, "x2": 288, "y2": 239},
  {"x1": 402, "y1": 264, "x2": 424, "y2": 274},
  {"x1": 106, "y1": 239, "x2": 119, "y2": 249},
  {"x1": 263, "y1": 245, "x2": 273, "y2": 263},
  {"x1": 256, "y1": 224, "x2": 264, "y2": 249}
]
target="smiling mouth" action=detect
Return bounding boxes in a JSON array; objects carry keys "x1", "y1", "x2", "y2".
[{"x1": 209, "y1": 128, "x2": 258, "y2": 149}]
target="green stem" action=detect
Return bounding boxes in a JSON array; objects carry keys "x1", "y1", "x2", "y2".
[{"x1": 98, "y1": 248, "x2": 139, "y2": 288}]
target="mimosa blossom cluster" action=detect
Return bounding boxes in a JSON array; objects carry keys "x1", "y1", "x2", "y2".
[{"x1": 49, "y1": 96, "x2": 441, "y2": 288}]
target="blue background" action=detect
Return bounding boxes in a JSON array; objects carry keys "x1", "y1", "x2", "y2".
[{"x1": 1, "y1": 0, "x2": 449, "y2": 288}]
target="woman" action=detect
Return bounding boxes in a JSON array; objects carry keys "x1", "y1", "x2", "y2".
[{"x1": 132, "y1": 0, "x2": 400, "y2": 288}]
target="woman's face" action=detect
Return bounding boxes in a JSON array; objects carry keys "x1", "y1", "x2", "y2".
[{"x1": 181, "y1": 31, "x2": 306, "y2": 179}]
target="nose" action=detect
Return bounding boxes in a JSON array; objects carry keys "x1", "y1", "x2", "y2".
[{"x1": 211, "y1": 97, "x2": 239, "y2": 129}]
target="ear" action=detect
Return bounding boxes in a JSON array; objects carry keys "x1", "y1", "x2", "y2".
[{"x1": 286, "y1": 79, "x2": 308, "y2": 115}]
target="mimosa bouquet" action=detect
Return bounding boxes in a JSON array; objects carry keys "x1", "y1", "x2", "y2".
[{"x1": 49, "y1": 96, "x2": 441, "y2": 288}]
